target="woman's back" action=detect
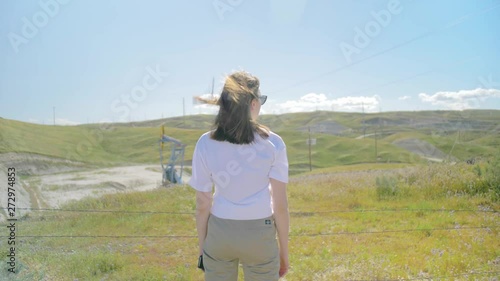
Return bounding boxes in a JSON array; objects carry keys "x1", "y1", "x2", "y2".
[{"x1": 190, "y1": 131, "x2": 288, "y2": 220}]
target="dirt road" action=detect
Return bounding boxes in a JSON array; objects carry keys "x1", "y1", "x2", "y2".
[{"x1": 0, "y1": 153, "x2": 190, "y2": 222}]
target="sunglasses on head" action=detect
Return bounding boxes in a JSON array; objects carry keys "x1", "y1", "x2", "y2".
[{"x1": 258, "y1": 95, "x2": 267, "y2": 105}]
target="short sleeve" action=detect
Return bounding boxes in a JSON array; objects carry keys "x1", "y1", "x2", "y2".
[
  {"x1": 188, "y1": 136, "x2": 213, "y2": 192},
  {"x1": 269, "y1": 135, "x2": 289, "y2": 183}
]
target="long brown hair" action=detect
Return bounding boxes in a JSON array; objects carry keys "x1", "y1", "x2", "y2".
[{"x1": 195, "y1": 71, "x2": 269, "y2": 144}]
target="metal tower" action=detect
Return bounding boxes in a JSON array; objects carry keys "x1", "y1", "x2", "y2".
[{"x1": 158, "y1": 125, "x2": 186, "y2": 185}]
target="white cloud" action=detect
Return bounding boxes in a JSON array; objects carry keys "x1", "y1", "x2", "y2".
[
  {"x1": 274, "y1": 93, "x2": 380, "y2": 113},
  {"x1": 193, "y1": 104, "x2": 219, "y2": 115},
  {"x1": 56, "y1": 118, "x2": 80, "y2": 126},
  {"x1": 191, "y1": 92, "x2": 381, "y2": 115},
  {"x1": 27, "y1": 118, "x2": 80, "y2": 126},
  {"x1": 418, "y1": 88, "x2": 500, "y2": 110},
  {"x1": 398, "y1": 95, "x2": 411, "y2": 101}
]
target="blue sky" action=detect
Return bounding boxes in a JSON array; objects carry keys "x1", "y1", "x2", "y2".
[{"x1": 1, "y1": 0, "x2": 499, "y2": 125}]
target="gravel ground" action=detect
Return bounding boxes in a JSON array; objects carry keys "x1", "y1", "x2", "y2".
[{"x1": 0, "y1": 153, "x2": 190, "y2": 222}]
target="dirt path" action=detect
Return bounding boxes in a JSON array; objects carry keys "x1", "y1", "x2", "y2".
[
  {"x1": 0, "y1": 153, "x2": 191, "y2": 221},
  {"x1": 34, "y1": 165, "x2": 164, "y2": 207},
  {"x1": 392, "y1": 138, "x2": 456, "y2": 162}
]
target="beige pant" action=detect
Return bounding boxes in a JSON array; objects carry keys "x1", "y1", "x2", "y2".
[{"x1": 203, "y1": 214, "x2": 280, "y2": 281}]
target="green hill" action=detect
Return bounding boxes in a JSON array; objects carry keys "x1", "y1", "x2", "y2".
[
  {"x1": 1, "y1": 110, "x2": 498, "y2": 173},
  {"x1": 0, "y1": 118, "x2": 202, "y2": 166}
]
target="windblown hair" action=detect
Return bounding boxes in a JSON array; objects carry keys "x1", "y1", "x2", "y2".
[{"x1": 195, "y1": 71, "x2": 269, "y2": 144}]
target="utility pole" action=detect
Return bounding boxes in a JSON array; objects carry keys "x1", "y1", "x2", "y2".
[
  {"x1": 362, "y1": 102, "x2": 365, "y2": 138},
  {"x1": 211, "y1": 77, "x2": 215, "y2": 98},
  {"x1": 377, "y1": 106, "x2": 381, "y2": 162},
  {"x1": 53, "y1": 106, "x2": 55, "y2": 126},
  {"x1": 379, "y1": 105, "x2": 383, "y2": 139},
  {"x1": 308, "y1": 126, "x2": 312, "y2": 172},
  {"x1": 183, "y1": 97, "x2": 185, "y2": 126},
  {"x1": 375, "y1": 127, "x2": 378, "y2": 163}
]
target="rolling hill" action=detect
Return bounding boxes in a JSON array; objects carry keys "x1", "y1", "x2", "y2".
[{"x1": 1, "y1": 110, "x2": 499, "y2": 174}]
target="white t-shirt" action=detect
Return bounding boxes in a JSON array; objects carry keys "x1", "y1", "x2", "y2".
[{"x1": 189, "y1": 130, "x2": 288, "y2": 220}]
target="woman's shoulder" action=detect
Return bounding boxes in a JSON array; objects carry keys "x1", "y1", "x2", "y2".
[
  {"x1": 196, "y1": 131, "x2": 214, "y2": 144},
  {"x1": 266, "y1": 131, "x2": 286, "y2": 150}
]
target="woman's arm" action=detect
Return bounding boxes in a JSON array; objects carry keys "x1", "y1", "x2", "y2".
[
  {"x1": 195, "y1": 191, "x2": 213, "y2": 255},
  {"x1": 270, "y1": 178, "x2": 289, "y2": 277}
]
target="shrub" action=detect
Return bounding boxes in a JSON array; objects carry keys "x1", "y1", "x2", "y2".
[
  {"x1": 376, "y1": 175, "x2": 400, "y2": 199},
  {"x1": 375, "y1": 159, "x2": 500, "y2": 201},
  {"x1": 478, "y1": 153, "x2": 500, "y2": 200}
]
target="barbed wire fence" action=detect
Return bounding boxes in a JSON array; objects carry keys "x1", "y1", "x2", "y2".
[
  {"x1": 2, "y1": 206, "x2": 497, "y2": 240},
  {"x1": 4, "y1": 206, "x2": 499, "y2": 214},
  {"x1": 2, "y1": 206, "x2": 498, "y2": 280},
  {"x1": 8, "y1": 225, "x2": 497, "y2": 239}
]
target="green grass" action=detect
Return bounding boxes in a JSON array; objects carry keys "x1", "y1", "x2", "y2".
[
  {"x1": 0, "y1": 117, "x2": 422, "y2": 174},
  {"x1": 0, "y1": 118, "x2": 204, "y2": 166},
  {"x1": 2, "y1": 161, "x2": 499, "y2": 280},
  {"x1": 2, "y1": 110, "x2": 499, "y2": 279},
  {"x1": 2, "y1": 110, "x2": 499, "y2": 170}
]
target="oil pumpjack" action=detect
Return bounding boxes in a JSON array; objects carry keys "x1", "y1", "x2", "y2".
[{"x1": 158, "y1": 125, "x2": 186, "y2": 185}]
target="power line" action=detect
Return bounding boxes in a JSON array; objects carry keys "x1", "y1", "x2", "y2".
[
  {"x1": 290, "y1": 226, "x2": 497, "y2": 237},
  {"x1": 291, "y1": 208, "x2": 497, "y2": 214},
  {"x1": 16, "y1": 234, "x2": 196, "y2": 239},
  {"x1": 7, "y1": 207, "x2": 497, "y2": 215},
  {"x1": 345, "y1": 56, "x2": 480, "y2": 96},
  {"x1": 12, "y1": 225, "x2": 497, "y2": 239},
  {"x1": 269, "y1": 32, "x2": 433, "y2": 94},
  {"x1": 269, "y1": 2, "x2": 500, "y2": 95},
  {"x1": 10, "y1": 207, "x2": 194, "y2": 215}
]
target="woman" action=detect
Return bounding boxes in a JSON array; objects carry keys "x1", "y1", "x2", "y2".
[{"x1": 189, "y1": 71, "x2": 290, "y2": 280}]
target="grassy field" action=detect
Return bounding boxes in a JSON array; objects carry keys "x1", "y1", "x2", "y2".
[
  {"x1": 0, "y1": 118, "x2": 203, "y2": 166},
  {"x1": 1, "y1": 110, "x2": 499, "y2": 280},
  {"x1": 2, "y1": 110, "x2": 499, "y2": 172},
  {"x1": 0, "y1": 117, "x2": 424, "y2": 175},
  {"x1": 1, "y1": 160, "x2": 499, "y2": 280}
]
